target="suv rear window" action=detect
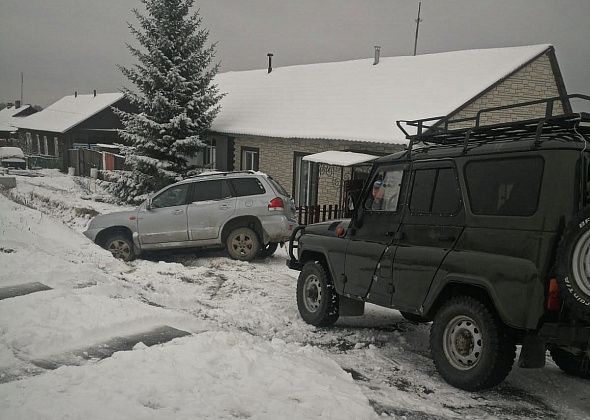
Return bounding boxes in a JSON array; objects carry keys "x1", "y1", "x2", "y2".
[
  {"x1": 267, "y1": 176, "x2": 289, "y2": 197},
  {"x1": 230, "y1": 178, "x2": 266, "y2": 197},
  {"x1": 465, "y1": 157, "x2": 543, "y2": 216}
]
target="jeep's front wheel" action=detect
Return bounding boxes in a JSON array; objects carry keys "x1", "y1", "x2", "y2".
[
  {"x1": 549, "y1": 346, "x2": 590, "y2": 379},
  {"x1": 430, "y1": 296, "x2": 516, "y2": 391},
  {"x1": 297, "y1": 262, "x2": 339, "y2": 327}
]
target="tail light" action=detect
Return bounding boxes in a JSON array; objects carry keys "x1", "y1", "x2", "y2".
[
  {"x1": 268, "y1": 197, "x2": 284, "y2": 211},
  {"x1": 547, "y1": 277, "x2": 561, "y2": 311}
]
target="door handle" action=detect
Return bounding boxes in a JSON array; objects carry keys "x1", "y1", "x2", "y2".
[
  {"x1": 172, "y1": 209, "x2": 184, "y2": 215},
  {"x1": 386, "y1": 231, "x2": 405, "y2": 240},
  {"x1": 219, "y1": 204, "x2": 230, "y2": 210}
]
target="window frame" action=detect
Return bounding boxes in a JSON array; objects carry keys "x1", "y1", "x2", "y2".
[
  {"x1": 241, "y1": 146, "x2": 259, "y2": 171},
  {"x1": 408, "y1": 166, "x2": 462, "y2": 217},
  {"x1": 463, "y1": 156, "x2": 545, "y2": 217}
]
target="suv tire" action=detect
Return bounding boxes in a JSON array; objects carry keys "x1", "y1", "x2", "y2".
[
  {"x1": 104, "y1": 234, "x2": 135, "y2": 262},
  {"x1": 259, "y1": 242, "x2": 278, "y2": 258},
  {"x1": 430, "y1": 296, "x2": 516, "y2": 391},
  {"x1": 297, "y1": 261, "x2": 339, "y2": 327},
  {"x1": 549, "y1": 346, "x2": 590, "y2": 379},
  {"x1": 555, "y1": 208, "x2": 590, "y2": 321},
  {"x1": 226, "y1": 227, "x2": 260, "y2": 261}
]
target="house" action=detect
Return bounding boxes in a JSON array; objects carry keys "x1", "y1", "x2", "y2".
[
  {"x1": 206, "y1": 44, "x2": 569, "y2": 207},
  {"x1": 15, "y1": 92, "x2": 132, "y2": 172},
  {"x1": 0, "y1": 101, "x2": 37, "y2": 146}
]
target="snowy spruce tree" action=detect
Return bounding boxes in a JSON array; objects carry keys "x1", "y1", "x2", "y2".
[{"x1": 110, "y1": 0, "x2": 223, "y2": 203}]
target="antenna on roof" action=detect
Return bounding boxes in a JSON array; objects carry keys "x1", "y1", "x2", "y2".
[
  {"x1": 267, "y1": 53, "x2": 274, "y2": 74},
  {"x1": 20, "y1": 72, "x2": 23, "y2": 104},
  {"x1": 413, "y1": 2, "x2": 423, "y2": 56}
]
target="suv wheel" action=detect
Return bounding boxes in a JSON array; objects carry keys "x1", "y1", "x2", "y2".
[
  {"x1": 430, "y1": 296, "x2": 516, "y2": 391},
  {"x1": 226, "y1": 227, "x2": 260, "y2": 261},
  {"x1": 259, "y1": 242, "x2": 278, "y2": 258},
  {"x1": 297, "y1": 261, "x2": 339, "y2": 327},
  {"x1": 549, "y1": 346, "x2": 590, "y2": 379},
  {"x1": 104, "y1": 234, "x2": 135, "y2": 262},
  {"x1": 556, "y1": 208, "x2": 590, "y2": 322}
]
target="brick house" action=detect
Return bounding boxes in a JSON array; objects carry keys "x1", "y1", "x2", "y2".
[
  {"x1": 206, "y1": 44, "x2": 569, "y2": 207},
  {"x1": 15, "y1": 92, "x2": 132, "y2": 172}
]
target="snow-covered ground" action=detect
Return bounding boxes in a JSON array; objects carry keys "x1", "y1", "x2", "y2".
[{"x1": 1, "y1": 170, "x2": 589, "y2": 419}]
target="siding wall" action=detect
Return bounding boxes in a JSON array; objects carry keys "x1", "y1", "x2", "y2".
[{"x1": 449, "y1": 52, "x2": 564, "y2": 129}]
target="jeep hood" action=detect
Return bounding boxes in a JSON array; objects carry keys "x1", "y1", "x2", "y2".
[{"x1": 303, "y1": 219, "x2": 351, "y2": 237}]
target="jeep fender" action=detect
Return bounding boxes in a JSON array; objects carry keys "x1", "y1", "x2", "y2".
[{"x1": 423, "y1": 250, "x2": 545, "y2": 330}]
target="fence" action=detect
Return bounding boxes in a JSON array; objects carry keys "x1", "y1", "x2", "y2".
[
  {"x1": 68, "y1": 149, "x2": 125, "y2": 177},
  {"x1": 28, "y1": 155, "x2": 63, "y2": 170},
  {"x1": 296, "y1": 204, "x2": 350, "y2": 225}
]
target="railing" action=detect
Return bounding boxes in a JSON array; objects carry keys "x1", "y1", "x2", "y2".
[{"x1": 296, "y1": 204, "x2": 348, "y2": 225}]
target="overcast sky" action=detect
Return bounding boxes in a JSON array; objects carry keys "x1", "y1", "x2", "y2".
[{"x1": 1, "y1": 0, "x2": 589, "y2": 109}]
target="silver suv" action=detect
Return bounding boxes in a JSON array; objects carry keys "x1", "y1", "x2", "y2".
[{"x1": 84, "y1": 171, "x2": 297, "y2": 261}]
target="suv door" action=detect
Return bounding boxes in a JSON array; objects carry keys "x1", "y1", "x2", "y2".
[
  {"x1": 391, "y1": 161, "x2": 464, "y2": 311},
  {"x1": 187, "y1": 179, "x2": 236, "y2": 241},
  {"x1": 343, "y1": 164, "x2": 407, "y2": 298},
  {"x1": 138, "y1": 183, "x2": 190, "y2": 244}
]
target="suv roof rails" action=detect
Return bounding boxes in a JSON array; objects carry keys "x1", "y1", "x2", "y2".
[
  {"x1": 189, "y1": 170, "x2": 257, "y2": 178},
  {"x1": 397, "y1": 94, "x2": 590, "y2": 156}
]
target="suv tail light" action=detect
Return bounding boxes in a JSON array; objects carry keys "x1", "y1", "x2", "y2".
[
  {"x1": 268, "y1": 197, "x2": 284, "y2": 211},
  {"x1": 547, "y1": 277, "x2": 561, "y2": 311}
]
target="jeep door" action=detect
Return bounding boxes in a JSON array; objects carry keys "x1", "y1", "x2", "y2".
[
  {"x1": 138, "y1": 183, "x2": 190, "y2": 244},
  {"x1": 390, "y1": 161, "x2": 464, "y2": 311},
  {"x1": 187, "y1": 179, "x2": 236, "y2": 241},
  {"x1": 343, "y1": 164, "x2": 407, "y2": 298}
]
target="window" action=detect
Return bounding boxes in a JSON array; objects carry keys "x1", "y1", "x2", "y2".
[
  {"x1": 43, "y1": 136, "x2": 48, "y2": 156},
  {"x1": 241, "y1": 147, "x2": 259, "y2": 171},
  {"x1": 409, "y1": 167, "x2": 461, "y2": 215},
  {"x1": 54, "y1": 137, "x2": 59, "y2": 157},
  {"x1": 364, "y1": 167, "x2": 404, "y2": 212},
  {"x1": 26, "y1": 132, "x2": 32, "y2": 153},
  {"x1": 151, "y1": 184, "x2": 189, "y2": 208},
  {"x1": 267, "y1": 176, "x2": 289, "y2": 197},
  {"x1": 204, "y1": 139, "x2": 216, "y2": 168},
  {"x1": 293, "y1": 153, "x2": 318, "y2": 206},
  {"x1": 465, "y1": 157, "x2": 543, "y2": 216},
  {"x1": 230, "y1": 178, "x2": 266, "y2": 197},
  {"x1": 191, "y1": 180, "x2": 232, "y2": 202},
  {"x1": 36, "y1": 134, "x2": 41, "y2": 155}
]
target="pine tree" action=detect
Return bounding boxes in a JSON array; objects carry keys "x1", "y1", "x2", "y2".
[{"x1": 110, "y1": 0, "x2": 223, "y2": 203}]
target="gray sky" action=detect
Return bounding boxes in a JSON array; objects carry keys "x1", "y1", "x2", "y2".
[{"x1": 1, "y1": 0, "x2": 589, "y2": 109}]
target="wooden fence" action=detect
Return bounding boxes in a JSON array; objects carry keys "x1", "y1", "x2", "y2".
[
  {"x1": 68, "y1": 149, "x2": 125, "y2": 177},
  {"x1": 296, "y1": 204, "x2": 350, "y2": 225}
]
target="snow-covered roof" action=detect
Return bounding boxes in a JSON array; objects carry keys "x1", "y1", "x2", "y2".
[
  {"x1": 15, "y1": 93, "x2": 124, "y2": 133},
  {"x1": 212, "y1": 44, "x2": 552, "y2": 144},
  {"x1": 0, "y1": 105, "x2": 33, "y2": 132},
  {"x1": 302, "y1": 151, "x2": 377, "y2": 167}
]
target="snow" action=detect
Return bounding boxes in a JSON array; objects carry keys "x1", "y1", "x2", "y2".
[
  {"x1": 212, "y1": 44, "x2": 551, "y2": 144},
  {"x1": 0, "y1": 105, "x2": 33, "y2": 132},
  {"x1": 1, "y1": 170, "x2": 589, "y2": 419},
  {"x1": 14, "y1": 93, "x2": 124, "y2": 133},
  {"x1": 0, "y1": 147, "x2": 25, "y2": 159},
  {"x1": 302, "y1": 150, "x2": 377, "y2": 167}
]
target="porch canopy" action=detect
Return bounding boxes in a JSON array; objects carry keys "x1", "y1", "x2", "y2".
[{"x1": 301, "y1": 151, "x2": 377, "y2": 167}]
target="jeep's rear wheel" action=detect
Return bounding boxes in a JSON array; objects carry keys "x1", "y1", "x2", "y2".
[
  {"x1": 556, "y1": 208, "x2": 590, "y2": 322},
  {"x1": 430, "y1": 296, "x2": 516, "y2": 391},
  {"x1": 226, "y1": 227, "x2": 260, "y2": 261},
  {"x1": 549, "y1": 346, "x2": 590, "y2": 379},
  {"x1": 297, "y1": 261, "x2": 339, "y2": 327}
]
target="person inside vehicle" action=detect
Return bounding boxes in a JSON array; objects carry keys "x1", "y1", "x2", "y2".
[{"x1": 370, "y1": 179, "x2": 385, "y2": 210}]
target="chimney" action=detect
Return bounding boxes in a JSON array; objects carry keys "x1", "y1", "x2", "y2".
[
  {"x1": 267, "y1": 53, "x2": 274, "y2": 74},
  {"x1": 14, "y1": 100, "x2": 21, "y2": 109},
  {"x1": 373, "y1": 46, "x2": 381, "y2": 65},
  {"x1": 93, "y1": 89, "x2": 97, "y2": 97},
  {"x1": 75, "y1": 91, "x2": 78, "y2": 98}
]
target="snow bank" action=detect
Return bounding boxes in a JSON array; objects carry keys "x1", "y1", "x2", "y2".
[{"x1": 0, "y1": 332, "x2": 376, "y2": 420}]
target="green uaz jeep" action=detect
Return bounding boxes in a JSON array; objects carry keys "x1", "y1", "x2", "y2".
[{"x1": 288, "y1": 95, "x2": 590, "y2": 391}]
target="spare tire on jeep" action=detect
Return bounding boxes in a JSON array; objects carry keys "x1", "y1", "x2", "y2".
[{"x1": 555, "y1": 208, "x2": 590, "y2": 321}]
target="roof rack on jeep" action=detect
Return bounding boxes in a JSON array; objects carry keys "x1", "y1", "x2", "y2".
[{"x1": 396, "y1": 94, "x2": 590, "y2": 156}]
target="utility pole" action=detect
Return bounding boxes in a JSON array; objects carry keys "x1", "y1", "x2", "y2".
[
  {"x1": 20, "y1": 72, "x2": 23, "y2": 104},
  {"x1": 413, "y1": 2, "x2": 423, "y2": 56}
]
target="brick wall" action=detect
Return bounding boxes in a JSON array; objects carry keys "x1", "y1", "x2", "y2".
[
  {"x1": 232, "y1": 136, "x2": 403, "y2": 205},
  {"x1": 449, "y1": 52, "x2": 563, "y2": 129}
]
